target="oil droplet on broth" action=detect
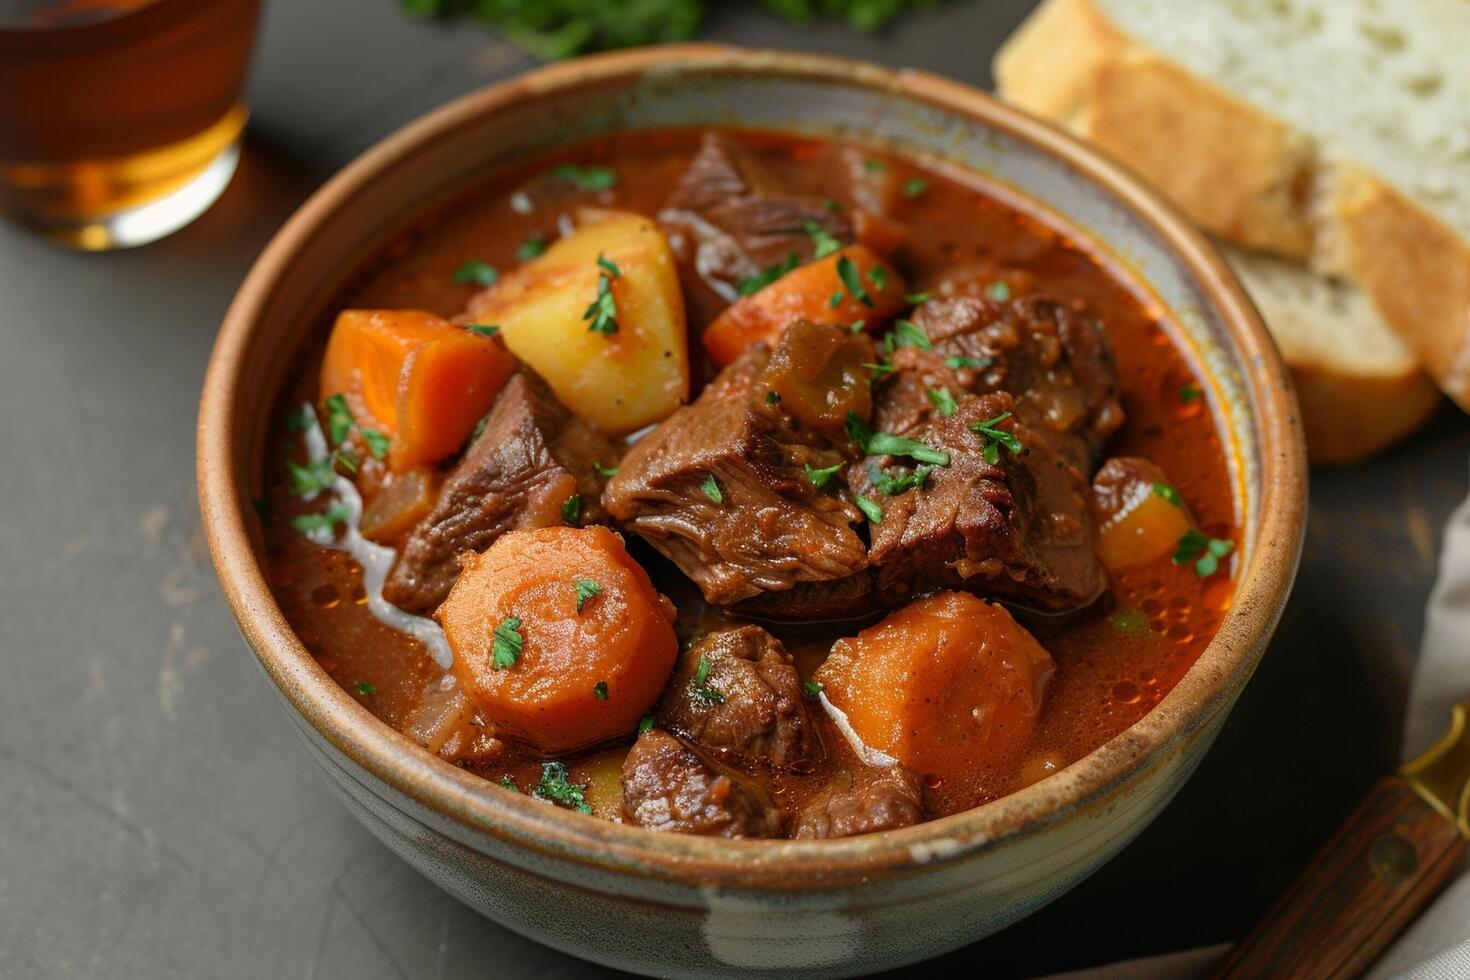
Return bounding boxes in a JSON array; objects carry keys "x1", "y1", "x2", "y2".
[{"x1": 1112, "y1": 680, "x2": 1141, "y2": 704}]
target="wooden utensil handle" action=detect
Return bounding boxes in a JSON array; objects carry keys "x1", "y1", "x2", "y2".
[{"x1": 1209, "y1": 777, "x2": 1467, "y2": 980}]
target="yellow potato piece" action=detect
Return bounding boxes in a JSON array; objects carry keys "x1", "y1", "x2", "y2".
[{"x1": 467, "y1": 211, "x2": 689, "y2": 435}]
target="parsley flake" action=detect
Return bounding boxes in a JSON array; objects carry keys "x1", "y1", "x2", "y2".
[
  {"x1": 285, "y1": 406, "x2": 311, "y2": 432},
  {"x1": 354, "y1": 681, "x2": 375, "y2": 696},
  {"x1": 465, "y1": 323, "x2": 500, "y2": 338},
  {"x1": 324, "y1": 394, "x2": 354, "y2": 445},
  {"x1": 945, "y1": 354, "x2": 992, "y2": 371},
  {"x1": 863, "y1": 360, "x2": 896, "y2": 379},
  {"x1": 847, "y1": 411, "x2": 950, "y2": 465},
  {"x1": 517, "y1": 233, "x2": 547, "y2": 261},
  {"x1": 828, "y1": 289, "x2": 844, "y2": 309},
  {"x1": 492, "y1": 617, "x2": 523, "y2": 670},
  {"x1": 583, "y1": 255, "x2": 620, "y2": 334},
  {"x1": 902, "y1": 177, "x2": 928, "y2": 197},
  {"x1": 854, "y1": 494, "x2": 883, "y2": 524},
  {"x1": 287, "y1": 458, "x2": 335, "y2": 498},
  {"x1": 469, "y1": 414, "x2": 490, "y2": 445},
  {"x1": 868, "y1": 266, "x2": 888, "y2": 290},
  {"x1": 593, "y1": 680, "x2": 609, "y2": 700},
  {"x1": 875, "y1": 464, "x2": 931, "y2": 496},
  {"x1": 332, "y1": 448, "x2": 360, "y2": 475},
  {"x1": 890, "y1": 318, "x2": 930, "y2": 350},
  {"x1": 360, "y1": 428, "x2": 390, "y2": 461},
  {"x1": 987, "y1": 280, "x2": 1012, "y2": 302},
  {"x1": 700, "y1": 473, "x2": 723, "y2": 503},
  {"x1": 804, "y1": 220, "x2": 843, "y2": 259},
  {"x1": 499, "y1": 776, "x2": 519, "y2": 791},
  {"x1": 822, "y1": 198, "x2": 843, "y2": 213},
  {"x1": 1173, "y1": 530, "x2": 1234, "y2": 576},
  {"x1": 1180, "y1": 384, "x2": 1202, "y2": 403},
  {"x1": 1153, "y1": 482, "x2": 1182, "y2": 507},
  {"x1": 593, "y1": 460, "x2": 619, "y2": 477},
  {"x1": 736, "y1": 252, "x2": 799, "y2": 296},
  {"x1": 532, "y1": 761, "x2": 592, "y2": 814},
  {"x1": 551, "y1": 163, "x2": 618, "y2": 191},
  {"x1": 638, "y1": 714, "x2": 656, "y2": 735},
  {"x1": 574, "y1": 578, "x2": 602, "y2": 612},
  {"x1": 803, "y1": 680, "x2": 823, "y2": 698},
  {"x1": 1107, "y1": 608, "x2": 1150, "y2": 635},
  {"x1": 836, "y1": 255, "x2": 873, "y2": 308},
  {"x1": 765, "y1": 390, "x2": 781, "y2": 404},
  {"x1": 291, "y1": 503, "x2": 352, "y2": 539},
  {"x1": 927, "y1": 387, "x2": 958, "y2": 418},
  {"x1": 561, "y1": 494, "x2": 582, "y2": 525},
  {"x1": 905, "y1": 291, "x2": 931, "y2": 305},
  {"x1": 804, "y1": 461, "x2": 843, "y2": 490},
  {"x1": 970, "y1": 411, "x2": 1023, "y2": 464},
  {"x1": 692, "y1": 655, "x2": 724, "y2": 704},
  {"x1": 453, "y1": 260, "x2": 499, "y2": 287},
  {"x1": 863, "y1": 158, "x2": 886, "y2": 173}
]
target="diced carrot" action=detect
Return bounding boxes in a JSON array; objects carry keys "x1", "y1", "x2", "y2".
[
  {"x1": 318, "y1": 309, "x2": 515, "y2": 473},
  {"x1": 360, "y1": 467, "x2": 437, "y2": 543},
  {"x1": 438, "y1": 526, "x2": 679, "y2": 754},
  {"x1": 814, "y1": 592, "x2": 1054, "y2": 786},
  {"x1": 703, "y1": 244, "x2": 908, "y2": 367},
  {"x1": 852, "y1": 209, "x2": 907, "y2": 257}
]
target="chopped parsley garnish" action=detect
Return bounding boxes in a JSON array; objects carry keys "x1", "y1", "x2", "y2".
[
  {"x1": 453, "y1": 260, "x2": 499, "y2": 286},
  {"x1": 551, "y1": 163, "x2": 618, "y2": 191},
  {"x1": 692, "y1": 655, "x2": 724, "y2": 704},
  {"x1": 945, "y1": 354, "x2": 992, "y2": 371},
  {"x1": 836, "y1": 255, "x2": 873, "y2": 308},
  {"x1": 875, "y1": 464, "x2": 931, "y2": 496},
  {"x1": 987, "y1": 280, "x2": 1012, "y2": 302},
  {"x1": 593, "y1": 460, "x2": 618, "y2": 477},
  {"x1": 804, "y1": 219, "x2": 843, "y2": 259},
  {"x1": 532, "y1": 761, "x2": 592, "y2": 814},
  {"x1": 1153, "y1": 482, "x2": 1182, "y2": 507},
  {"x1": 736, "y1": 252, "x2": 799, "y2": 295},
  {"x1": 863, "y1": 360, "x2": 896, "y2": 379},
  {"x1": 291, "y1": 503, "x2": 352, "y2": 538},
  {"x1": 593, "y1": 680, "x2": 609, "y2": 700},
  {"x1": 804, "y1": 461, "x2": 843, "y2": 489},
  {"x1": 822, "y1": 198, "x2": 843, "y2": 213},
  {"x1": 1180, "y1": 383, "x2": 1202, "y2": 403},
  {"x1": 492, "y1": 616, "x2": 523, "y2": 670},
  {"x1": 324, "y1": 394, "x2": 354, "y2": 445},
  {"x1": 561, "y1": 493, "x2": 582, "y2": 525},
  {"x1": 469, "y1": 414, "x2": 490, "y2": 445},
  {"x1": 863, "y1": 158, "x2": 886, "y2": 173},
  {"x1": 969, "y1": 411, "x2": 1023, "y2": 464},
  {"x1": 849, "y1": 319, "x2": 866, "y2": 333},
  {"x1": 517, "y1": 233, "x2": 547, "y2": 261},
  {"x1": 927, "y1": 387, "x2": 958, "y2": 417},
  {"x1": 574, "y1": 578, "x2": 602, "y2": 612},
  {"x1": 828, "y1": 290, "x2": 844, "y2": 309},
  {"x1": 1173, "y1": 530, "x2": 1234, "y2": 577},
  {"x1": 700, "y1": 473, "x2": 723, "y2": 503},
  {"x1": 905, "y1": 291, "x2": 930, "y2": 305},
  {"x1": 765, "y1": 390, "x2": 781, "y2": 404},
  {"x1": 889, "y1": 318, "x2": 930, "y2": 350},
  {"x1": 285, "y1": 406, "x2": 311, "y2": 432},
  {"x1": 354, "y1": 681, "x2": 376, "y2": 695},
  {"x1": 902, "y1": 177, "x2": 928, "y2": 197},
  {"x1": 1107, "y1": 608, "x2": 1150, "y2": 635},
  {"x1": 854, "y1": 495, "x2": 883, "y2": 524},
  {"x1": 846, "y1": 411, "x2": 950, "y2": 465},
  {"x1": 332, "y1": 448, "x2": 360, "y2": 475},
  {"x1": 638, "y1": 714, "x2": 656, "y2": 735},
  {"x1": 803, "y1": 680, "x2": 823, "y2": 698},
  {"x1": 287, "y1": 458, "x2": 335, "y2": 498},
  {"x1": 465, "y1": 323, "x2": 500, "y2": 338},
  {"x1": 360, "y1": 428, "x2": 390, "y2": 460},
  {"x1": 499, "y1": 776, "x2": 519, "y2": 791},
  {"x1": 583, "y1": 252, "x2": 620, "y2": 334},
  {"x1": 868, "y1": 265, "x2": 888, "y2": 289}
]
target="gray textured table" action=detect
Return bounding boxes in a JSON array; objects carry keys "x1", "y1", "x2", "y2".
[{"x1": 4, "y1": 2, "x2": 1468, "y2": 978}]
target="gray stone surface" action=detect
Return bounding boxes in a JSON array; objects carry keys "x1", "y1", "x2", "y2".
[{"x1": 1, "y1": 1, "x2": 1466, "y2": 977}]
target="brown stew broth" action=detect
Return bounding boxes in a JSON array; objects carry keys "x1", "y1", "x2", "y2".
[{"x1": 260, "y1": 129, "x2": 1236, "y2": 822}]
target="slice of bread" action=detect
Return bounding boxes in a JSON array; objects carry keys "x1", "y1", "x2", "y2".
[
  {"x1": 1222, "y1": 245, "x2": 1441, "y2": 463},
  {"x1": 994, "y1": 0, "x2": 1470, "y2": 422}
]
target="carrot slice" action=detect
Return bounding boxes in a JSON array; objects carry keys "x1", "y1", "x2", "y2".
[
  {"x1": 703, "y1": 244, "x2": 908, "y2": 367},
  {"x1": 318, "y1": 309, "x2": 515, "y2": 472}
]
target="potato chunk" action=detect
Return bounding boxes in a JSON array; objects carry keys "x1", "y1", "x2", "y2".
[{"x1": 466, "y1": 211, "x2": 689, "y2": 435}]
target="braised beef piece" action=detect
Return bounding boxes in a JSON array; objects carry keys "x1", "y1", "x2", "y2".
[
  {"x1": 908, "y1": 296, "x2": 1124, "y2": 470},
  {"x1": 658, "y1": 626, "x2": 818, "y2": 769},
  {"x1": 1091, "y1": 456, "x2": 1188, "y2": 526},
  {"x1": 602, "y1": 331, "x2": 869, "y2": 610},
  {"x1": 793, "y1": 765, "x2": 925, "y2": 839},
  {"x1": 383, "y1": 371, "x2": 618, "y2": 614},
  {"x1": 659, "y1": 132, "x2": 852, "y2": 324},
  {"x1": 620, "y1": 729, "x2": 782, "y2": 838},
  {"x1": 855, "y1": 390, "x2": 1107, "y2": 613}
]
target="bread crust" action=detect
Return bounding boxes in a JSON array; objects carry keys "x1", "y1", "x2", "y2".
[{"x1": 995, "y1": 0, "x2": 1470, "y2": 423}]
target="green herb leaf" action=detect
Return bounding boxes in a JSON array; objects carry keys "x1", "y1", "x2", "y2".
[
  {"x1": 324, "y1": 394, "x2": 355, "y2": 445},
  {"x1": 517, "y1": 233, "x2": 547, "y2": 261},
  {"x1": 836, "y1": 255, "x2": 873, "y2": 308},
  {"x1": 822, "y1": 198, "x2": 843, "y2": 213},
  {"x1": 700, "y1": 473, "x2": 722, "y2": 503},
  {"x1": 1153, "y1": 482, "x2": 1182, "y2": 507},
  {"x1": 583, "y1": 262, "x2": 620, "y2": 334},
  {"x1": 492, "y1": 617, "x2": 523, "y2": 670},
  {"x1": 987, "y1": 280, "x2": 1012, "y2": 302},
  {"x1": 765, "y1": 390, "x2": 781, "y2": 404},
  {"x1": 828, "y1": 290, "x2": 844, "y2": 309},
  {"x1": 736, "y1": 252, "x2": 799, "y2": 296},
  {"x1": 595, "y1": 251, "x2": 621, "y2": 278},
  {"x1": 875, "y1": 464, "x2": 931, "y2": 496},
  {"x1": 862, "y1": 360, "x2": 895, "y2": 379},
  {"x1": 469, "y1": 414, "x2": 490, "y2": 445},
  {"x1": 465, "y1": 323, "x2": 500, "y2": 338},
  {"x1": 969, "y1": 411, "x2": 1023, "y2": 464},
  {"x1": 889, "y1": 318, "x2": 930, "y2": 350},
  {"x1": 802, "y1": 680, "x2": 823, "y2": 698},
  {"x1": 804, "y1": 219, "x2": 843, "y2": 259},
  {"x1": 593, "y1": 680, "x2": 609, "y2": 700},
  {"x1": 854, "y1": 494, "x2": 883, "y2": 524},
  {"x1": 902, "y1": 176, "x2": 928, "y2": 197},
  {"x1": 945, "y1": 354, "x2": 992, "y2": 371},
  {"x1": 863, "y1": 158, "x2": 886, "y2": 173},
  {"x1": 804, "y1": 461, "x2": 843, "y2": 490},
  {"x1": 593, "y1": 460, "x2": 618, "y2": 477},
  {"x1": 499, "y1": 776, "x2": 519, "y2": 791},
  {"x1": 332, "y1": 448, "x2": 360, "y2": 475},
  {"x1": 354, "y1": 681, "x2": 376, "y2": 695},
  {"x1": 1180, "y1": 383, "x2": 1202, "y2": 403},
  {"x1": 638, "y1": 714, "x2": 656, "y2": 735},
  {"x1": 561, "y1": 493, "x2": 582, "y2": 525},
  {"x1": 360, "y1": 428, "x2": 391, "y2": 461},
  {"x1": 849, "y1": 319, "x2": 866, "y2": 333},
  {"x1": 287, "y1": 458, "x2": 336, "y2": 498},
  {"x1": 927, "y1": 387, "x2": 958, "y2": 418},
  {"x1": 1107, "y1": 608, "x2": 1149, "y2": 635},
  {"x1": 453, "y1": 260, "x2": 499, "y2": 287},
  {"x1": 291, "y1": 502, "x2": 352, "y2": 539},
  {"x1": 285, "y1": 406, "x2": 312, "y2": 432},
  {"x1": 551, "y1": 163, "x2": 618, "y2": 191},
  {"x1": 532, "y1": 760, "x2": 592, "y2": 814},
  {"x1": 868, "y1": 265, "x2": 888, "y2": 290},
  {"x1": 905, "y1": 291, "x2": 930, "y2": 305},
  {"x1": 692, "y1": 654, "x2": 724, "y2": 704},
  {"x1": 1173, "y1": 529, "x2": 1234, "y2": 576},
  {"x1": 694, "y1": 655, "x2": 713, "y2": 687},
  {"x1": 865, "y1": 430, "x2": 949, "y2": 466},
  {"x1": 574, "y1": 578, "x2": 602, "y2": 612}
]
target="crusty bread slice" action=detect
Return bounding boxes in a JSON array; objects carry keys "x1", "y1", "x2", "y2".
[
  {"x1": 1222, "y1": 245, "x2": 1441, "y2": 464},
  {"x1": 994, "y1": 0, "x2": 1470, "y2": 412}
]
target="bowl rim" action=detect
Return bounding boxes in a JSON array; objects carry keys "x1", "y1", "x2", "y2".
[{"x1": 197, "y1": 43, "x2": 1306, "y2": 889}]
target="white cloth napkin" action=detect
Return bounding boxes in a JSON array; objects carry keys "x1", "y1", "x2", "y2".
[{"x1": 1042, "y1": 461, "x2": 1470, "y2": 980}]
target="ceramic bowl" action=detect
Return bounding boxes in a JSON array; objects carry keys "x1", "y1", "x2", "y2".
[{"x1": 197, "y1": 45, "x2": 1306, "y2": 979}]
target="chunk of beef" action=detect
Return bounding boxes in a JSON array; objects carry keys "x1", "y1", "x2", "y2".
[
  {"x1": 857, "y1": 391, "x2": 1107, "y2": 613},
  {"x1": 383, "y1": 371, "x2": 618, "y2": 613},
  {"x1": 793, "y1": 765, "x2": 925, "y2": 839},
  {"x1": 659, "y1": 132, "x2": 851, "y2": 324},
  {"x1": 602, "y1": 345, "x2": 868, "y2": 608},
  {"x1": 658, "y1": 626, "x2": 818, "y2": 769},
  {"x1": 730, "y1": 571, "x2": 876, "y2": 623},
  {"x1": 909, "y1": 296, "x2": 1124, "y2": 470},
  {"x1": 620, "y1": 729, "x2": 782, "y2": 838},
  {"x1": 1091, "y1": 456, "x2": 1187, "y2": 526}
]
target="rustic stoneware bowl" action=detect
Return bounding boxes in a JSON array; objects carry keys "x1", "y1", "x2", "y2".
[{"x1": 198, "y1": 45, "x2": 1306, "y2": 979}]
